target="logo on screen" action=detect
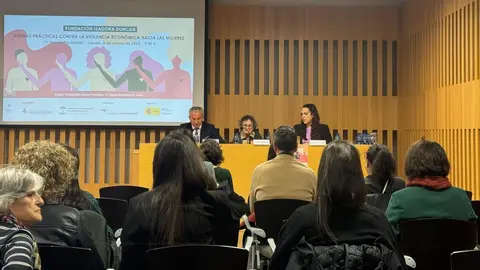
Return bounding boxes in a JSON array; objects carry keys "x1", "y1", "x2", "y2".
[
  {"x1": 144, "y1": 107, "x2": 160, "y2": 116},
  {"x1": 101, "y1": 106, "x2": 108, "y2": 113},
  {"x1": 58, "y1": 107, "x2": 67, "y2": 115},
  {"x1": 4, "y1": 104, "x2": 14, "y2": 114}
]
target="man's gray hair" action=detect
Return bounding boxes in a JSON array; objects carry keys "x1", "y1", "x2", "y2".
[
  {"x1": 189, "y1": 106, "x2": 204, "y2": 116},
  {"x1": 0, "y1": 165, "x2": 44, "y2": 213}
]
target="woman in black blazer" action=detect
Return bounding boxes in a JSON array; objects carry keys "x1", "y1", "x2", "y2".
[{"x1": 293, "y1": 104, "x2": 333, "y2": 144}]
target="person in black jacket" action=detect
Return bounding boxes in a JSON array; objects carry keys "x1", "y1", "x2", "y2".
[
  {"x1": 120, "y1": 131, "x2": 236, "y2": 270},
  {"x1": 11, "y1": 140, "x2": 116, "y2": 269},
  {"x1": 365, "y1": 144, "x2": 405, "y2": 212},
  {"x1": 269, "y1": 140, "x2": 407, "y2": 270},
  {"x1": 293, "y1": 103, "x2": 332, "y2": 144},
  {"x1": 179, "y1": 106, "x2": 224, "y2": 143}
]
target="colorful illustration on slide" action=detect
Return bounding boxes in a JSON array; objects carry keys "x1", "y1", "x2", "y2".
[
  {"x1": 114, "y1": 50, "x2": 165, "y2": 92},
  {"x1": 4, "y1": 30, "x2": 75, "y2": 93},
  {"x1": 3, "y1": 15, "x2": 195, "y2": 123}
]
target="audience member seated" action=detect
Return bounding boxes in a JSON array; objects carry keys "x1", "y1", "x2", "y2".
[
  {"x1": 59, "y1": 143, "x2": 103, "y2": 215},
  {"x1": 175, "y1": 128, "x2": 218, "y2": 189},
  {"x1": 11, "y1": 141, "x2": 117, "y2": 269},
  {"x1": 200, "y1": 139, "x2": 234, "y2": 193},
  {"x1": 0, "y1": 166, "x2": 43, "y2": 270},
  {"x1": 60, "y1": 143, "x2": 118, "y2": 263},
  {"x1": 200, "y1": 139, "x2": 249, "y2": 219},
  {"x1": 120, "y1": 132, "x2": 237, "y2": 270},
  {"x1": 232, "y1": 115, "x2": 263, "y2": 144},
  {"x1": 365, "y1": 144, "x2": 405, "y2": 212},
  {"x1": 249, "y1": 125, "x2": 316, "y2": 214},
  {"x1": 269, "y1": 141, "x2": 406, "y2": 270},
  {"x1": 386, "y1": 139, "x2": 477, "y2": 235}
]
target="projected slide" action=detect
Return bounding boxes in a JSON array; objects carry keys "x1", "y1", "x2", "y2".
[{"x1": 3, "y1": 15, "x2": 194, "y2": 123}]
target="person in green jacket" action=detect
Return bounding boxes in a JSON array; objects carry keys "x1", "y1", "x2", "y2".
[{"x1": 386, "y1": 140, "x2": 477, "y2": 235}]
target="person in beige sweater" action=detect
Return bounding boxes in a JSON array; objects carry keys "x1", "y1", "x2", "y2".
[{"x1": 249, "y1": 126, "x2": 317, "y2": 213}]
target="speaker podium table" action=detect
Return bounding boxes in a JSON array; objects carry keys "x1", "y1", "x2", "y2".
[{"x1": 138, "y1": 144, "x2": 369, "y2": 200}]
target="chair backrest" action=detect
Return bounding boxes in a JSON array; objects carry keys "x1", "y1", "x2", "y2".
[
  {"x1": 399, "y1": 218, "x2": 478, "y2": 270},
  {"x1": 96, "y1": 197, "x2": 128, "y2": 232},
  {"x1": 99, "y1": 185, "x2": 148, "y2": 202},
  {"x1": 451, "y1": 250, "x2": 480, "y2": 270},
  {"x1": 145, "y1": 245, "x2": 248, "y2": 270},
  {"x1": 38, "y1": 245, "x2": 104, "y2": 270},
  {"x1": 254, "y1": 199, "x2": 310, "y2": 241}
]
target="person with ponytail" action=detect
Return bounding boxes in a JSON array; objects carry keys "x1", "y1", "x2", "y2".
[
  {"x1": 386, "y1": 140, "x2": 477, "y2": 235},
  {"x1": 269, "y1": 141, "x2": 406, "y2": 270},
  {"x1": 365, "y1": 144, "x2": 405, "y2": 211}
]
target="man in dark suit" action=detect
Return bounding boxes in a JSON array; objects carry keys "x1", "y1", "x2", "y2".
[{"x1": 179, "y1": 106, "x2": 225, "y2": 143}]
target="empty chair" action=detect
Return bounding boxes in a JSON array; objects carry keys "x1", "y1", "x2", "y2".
[
  {"x1": 38, "y1": 245, "x2": 104, "y2": 270},
  {"x1": 145, "y1": 245, "x2": 248, "y2": 270},
  {"x1": 451, "y1": 250, "x2": 480, "y2": 270},
  {"x1": 99, "y1": 185, "x2": 148, "y2": 202},
  {"x1": 254, "y1": 199, "x2": 310, "y2": 241},
  {"x1": 96, "y1": 198, "x2": 128, "y2": 233},
  {"x1": 399, "y1": 219, "x2": 477, "y2": 270}
]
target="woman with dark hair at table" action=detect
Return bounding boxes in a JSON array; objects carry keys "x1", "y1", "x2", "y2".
[
  {"x1": 293, "y1": 104, "x2": 332, "y2": 144},
  {"x1": 120, "y1": 132, "x2": 234, "y2": 270}
]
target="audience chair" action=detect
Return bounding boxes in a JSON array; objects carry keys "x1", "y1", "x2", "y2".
[
  {"x1": 399, "y1": 219, "x2": 477, "y2": 270},
  {"x1": 471, "y1": 201, "x2": 480, "y2": 244},
  {"x1": 450, "y1": 250, "x2": 480, "y2": 270},
  {"x1": 243, "y1": 215, "x2": 274, "y2": 270},
  {"x1": 145, "y1": 244, "x2": 248, "y2": 270},
  {"x1": 38, "y1": 245, "x2": 105, "y2": 270},
  {"x1": 99, "y1": 185, "x2": 148, "y2": 202},
  {"x1": 96, "y1": 197, "x2": 128, "y2": 233},
  {"x1": 465, "y1": 190, "x2": 473, "y2": 200},
  {"x1": 254, "y1": 199, "x2": 309, "y2": 242}
]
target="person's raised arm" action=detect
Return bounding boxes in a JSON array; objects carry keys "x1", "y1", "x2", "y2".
[
  {"x1": 57, "y1": 60, "x2": 89, "y2": 88},
  {"x1": 20, "y1": 65, "x2": 49, "y2": 88},
  {"x1": 95, "y1": 61, "x2": 127, "y2": 89},
  {"x1": 135, "y1": 66, "x2": 158, "y2": 90}
]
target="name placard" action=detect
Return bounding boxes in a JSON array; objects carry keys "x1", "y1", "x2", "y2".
[
  {"x1": 309, "y1": 140, "x2": 327, "y2": 146},
  {"x1": 253, "y1": 139, "x2": 270, "y2": 145}
]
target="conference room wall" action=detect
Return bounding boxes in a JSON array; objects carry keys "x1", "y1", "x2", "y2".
[
  {"x1": 398, "y1": 0, "x2": 480, "y2": 199},
  {"x1": 0, "y1": 4, "x2": 400, "y2": 196}
]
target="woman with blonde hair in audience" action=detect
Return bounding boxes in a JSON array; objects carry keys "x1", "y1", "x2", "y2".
[
  {"x1": 0, "y1": 165, "x2": 43, "y2": 270},
  {"x1": 11, "y1": 140, "x2": 117, "y2": 269},
  {"x1": 386, "y1": 140, "x2": 477, "y2": 235},
  {"x1": 270, "y1": 141, "x2": 406, "y2": 269},
  {"x1": 120, "y1": 132, "x2": 234, "y2": 270},
  {"x1": 365, "y1": 144, "x2": 405, "y2": 212}
]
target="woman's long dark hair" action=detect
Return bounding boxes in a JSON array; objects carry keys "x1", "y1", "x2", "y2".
[
  {"x1": 366, "y1": 144, "x2": 396, "y2": 186},
  {"x1": 300, "y1": 104, "x2": 321, "y2": 139},
  {"x1": 60, "y1": 178, "x2": 92, "y2": 211},
  {"x1": 316, "y1": 140, "x2": 366, "y2": 242},
  {"x1": 149, "y1": 131, "x2": 211, "y2": 245},
  {"x1": 58, "y1": 143, "x2": 92, "y2": 211}
]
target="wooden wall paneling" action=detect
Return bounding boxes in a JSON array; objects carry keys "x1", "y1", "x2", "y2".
[
  {"x1": 99, "y1": 129, "x2": 106, "y2": 186},
  {"x1": 78, "y1": 129, "x2": 87, "y2": 187},
  {"x1": 88, "y1": 129, "x2": 96, "y2": 186}
]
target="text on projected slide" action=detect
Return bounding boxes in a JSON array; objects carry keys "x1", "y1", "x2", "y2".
[{"x1": 3, "y1": 15, "x2": 194, "y2": 123}]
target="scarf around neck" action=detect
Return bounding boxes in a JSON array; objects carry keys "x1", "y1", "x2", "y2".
[{"x1": 406, "y1": 176, "x2": 452, "y2": 190}]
